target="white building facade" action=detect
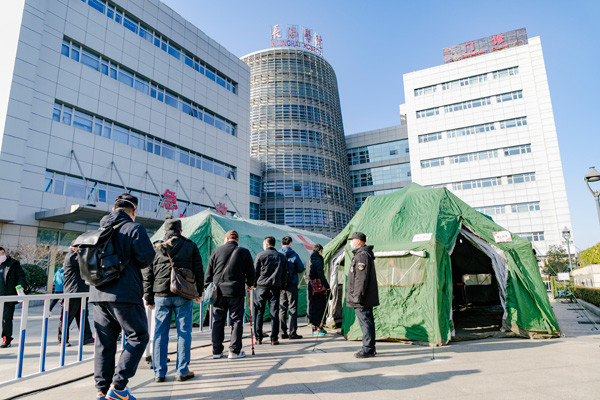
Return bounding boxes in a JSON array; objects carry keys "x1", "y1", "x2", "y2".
[
  {"x1": 401, "y1": 29, "x2": 571, "y2": 255},
  {"x1": 0, "y1": 0, "x2": 251, "y2": 249}
]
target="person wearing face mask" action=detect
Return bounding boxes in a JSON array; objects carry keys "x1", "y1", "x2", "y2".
[
  {"x1": 252, "y1": 236, "x2": 287, "y2": 345},
  {"x1": 0, "y1": 246, "x2": 27, "y2": 348},
  {"x1": 346, "y1": 232, "x2": 379, "y2": 358}
]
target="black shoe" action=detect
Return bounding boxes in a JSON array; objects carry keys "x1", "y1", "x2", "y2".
[
  {"x1": 0, "y1": 336, "x2": 11, "y2": 348},
  {"x1": 65, "y1": 342, "x2": 72, "y2": 347},
  {"x1": 83, "y1": 338, "x2": 94, "y2": 345},
  {"x1": 281, "y1": 333, "x2": 289, "y2": 339},
  {"x1": 289, "y1": 333, "x2": 303, "y2": 339},
  {"x1": 354, "y1": 350, "x2": 376, "y2": 358},
  {"x1": 256, "y1": 339, "x2": 263, "y2": 345},
  {"x1": 154, "y1": 376, "x2": 165, "y2": 383},
  {"x1": 176, "y1": 371, "x2": 195, "y2": 381},
  {"x1": 271, "y1": 340, "x2": 280, "y2": 345}
]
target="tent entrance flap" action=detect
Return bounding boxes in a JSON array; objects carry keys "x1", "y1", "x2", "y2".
[
  {"x1": 326, "y1": 248, "x2": 345, "y2": 328},
  {"x1": 450, "y1": 228, "x2": 510, "y2": 340}
]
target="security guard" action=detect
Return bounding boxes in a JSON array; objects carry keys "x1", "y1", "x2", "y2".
[{"x1": 346, "y1": 232, "x2": 379, "y2": 358}]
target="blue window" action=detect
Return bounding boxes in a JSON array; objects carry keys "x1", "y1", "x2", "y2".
[
  {"x1": 106, "y1": 5, "x2": 114, "y2": 19},
  {"x1": 205, "y1": 68, "x2": 216, "y2": 81},
  {"x1": 52, "y1": 105, "x2": 61, "y2": 122},
  {"x1": 94, "y1": 122, "x2": 102, "y2": 135},
  {"x1": 117, "y1": 69, "x2": 134, "y2": 87},
  {"x1": 62, "y1": 106, "x2": 72, "y2": 125},
  {"x1": 184, "y1": 55, "x2": 193, "y2": 68},
  {"x1": 202, "y1": 159, "x2": 213, "y2": 173},
  {"x1": 204, "y1": 113, "x2": 214, "y2": 126},
  {"x1": 130, "y1": 132, "x2": 145, "y2": 150},
  {"x1": 164, "y1": 92, "x2": 178, "y2": 108},
  {"x1": 61, "y1": 41, "x2": 69, "y2": 57},
  {"x1": 73, "y1": 110, "x2": 93, "y2": 132},
  {"x1": 109, "y1": 65, "x2": 117, "y2": 79},
  {"x1": 168, "y1": 44, "x2": 180, "y2": 60},
  {"x1": 178, "y1": 149, "x2": 189, "y2": 165},
  {"x1": 115, "y1": 11, "x2": 122, "y2": 24},
  {"x1": 162, "y1": 143, "x2": 175, "y2": 160},
  {"x1": 216, "y1": 76, "x2": 226, "y2": 88},
  {"x1": 112, "y1": 125, "x2": 129, "y2": 144},
  {"x1": 88, "y1": 0, "x2": 106, "y2": 14},
  {"x1": 70, "y1": 46, "x2": 80, "y2": 62},
  {"x1": 134, "y1": 77, "x2": 148, "y2": 94},
  {"x1": 139, "y1": 26, "x2": 152, "y2": 42},
  {"x1": 81, "y1": 50, "x2": 99, "y2": 71},
  {"x1": 123, "y1": 15, "x2": 138, "y2": 34}
]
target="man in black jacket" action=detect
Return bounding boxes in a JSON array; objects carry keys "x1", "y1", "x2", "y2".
[
  {"x1": 346, "y1": 232, "x2": 379, "y2": 358},
  {"x1": 61, "y1": 251, "x2": 94, "y2": 347},
  {"x1": 0, "y1": 247, "x2": 26, "y2": 348},
  {"x1": 143, "y1": 219, "x2": 203, "y2": 383},
  {"x1": 78, "y1": 194, "x2": 155, "y2": 400},
  {"x1": 204, "y1": 230, "x2": 254, "y2": 359},
  {"x1": 253, "y1": 236, "x2": 287, "y2": 345}
]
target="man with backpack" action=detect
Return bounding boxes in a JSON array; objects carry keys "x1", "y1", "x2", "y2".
[
  {"x1": 204, "y1": 230, "x2": 254, "y2": 359},
  {"x1": 279, "y1": 236, "x2": 305, "y2": 340},
  {"x1": 143, "y1": 219, "x2": 203, "y2": 383},
  {"x1": 253, "y1": 236, "x2": 287, "y2": 345},
  {"x1": 69, "y1": 194, "x2": 154, "y2": 400}
]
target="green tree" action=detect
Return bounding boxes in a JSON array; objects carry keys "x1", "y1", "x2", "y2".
[
  {"x1": 21, "y1": 264, "x2": 47, "y2": 294},
  {"x1": 544, "y1": 245, "x2": 569, "y2": 276}
]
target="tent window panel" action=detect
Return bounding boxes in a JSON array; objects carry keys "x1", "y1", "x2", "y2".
[
  {"x1": 462, "y1": 273, "x2": 492, "y2": 286},
  {"x1": 375, "y1": 256, "x2": 426, "y2": 287}
]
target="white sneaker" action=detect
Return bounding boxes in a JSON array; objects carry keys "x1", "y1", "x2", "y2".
[
  {"x1": 228, "y1": 350, "x2": 246, "y2": 359},
  {"x1": 212, "y1": 353, "x2": 223, "y2": 359}
]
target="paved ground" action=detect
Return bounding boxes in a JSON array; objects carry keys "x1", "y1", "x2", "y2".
[{"x1": 2, "y1": 298, "x2": 599, "y2": 400}]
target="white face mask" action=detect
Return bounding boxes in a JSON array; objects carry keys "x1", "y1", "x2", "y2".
[
  {"x1": 349, "y1": 241, "x2": 356, "y2": 250},
  {"x1": 0, "y1": 255, "x2": 6, "y2": 264}
]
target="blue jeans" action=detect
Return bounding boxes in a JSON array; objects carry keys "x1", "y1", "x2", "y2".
[{"x1": 153, "y1": 296, "x2": 193, "y2": 377}]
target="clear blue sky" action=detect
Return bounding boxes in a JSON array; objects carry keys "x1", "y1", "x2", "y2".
[{"x1": 162, "y1": 0, "x2": 600, "y2": 251}]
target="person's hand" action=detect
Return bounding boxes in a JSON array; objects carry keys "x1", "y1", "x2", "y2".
[
  {"x1": 147, "y1": 304, "x2": 155, "y2": 310},
  {"x1": 194, "y1": 297, "x2": 202, "y2": 304},
  {"x1": 247, "y1": 286, "x2": 254, "y2": 291}
]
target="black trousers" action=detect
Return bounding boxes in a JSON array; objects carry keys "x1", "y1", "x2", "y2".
[
  {"x1": 211, "y1": 296, "x2": 245, "y2": 355},
  {"x1": 1, "y1": 302, "x2": 16, "y2": 342},
  {"x1": 354, "y1": 307, "x2": 376, "y2": 353},
  {"x1": 58, "y1": 297, "x2": 93, "y2": 343},
  {"x1": 279, "y1": 285, "x2": 299, "y2": 335},
  {"x1": 92, "y1": 302, "x2": 149, "y2": 393},
  {"x1": 253, "y1": 287, "x2": 279, "y2": 341}
]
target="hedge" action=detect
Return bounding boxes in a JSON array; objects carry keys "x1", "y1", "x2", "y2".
[
  {"x1": 573, "y1": 286, "x2": 600, "y2": 308},
  {"x1": 21, "y1": 264, "x2": 47, "y2": 294},
  {"x1": 578, "y1": 242, "x2": 600, "y2": 267}
]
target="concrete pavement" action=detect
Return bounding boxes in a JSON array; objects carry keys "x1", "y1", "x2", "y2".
[{"x1": 2, "y1": 298, "x2": 599, "y2": 400}]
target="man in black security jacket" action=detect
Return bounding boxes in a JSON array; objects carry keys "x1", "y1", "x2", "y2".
[
  {"x1": 143, "y1": 218, "x2": 203, "y2": 382},
  {"x1": 83, "y1": 194, "x2": 155, "y2": 400},
  {"x1": 204, "y1": 230, "x2": 254, "y2": 359},
  {"x1": 253, "y1": 236, "x2": 287, "y2": 345},
  {"x1": 346, "y1": 232, "x2": 379, "y2": 358}
]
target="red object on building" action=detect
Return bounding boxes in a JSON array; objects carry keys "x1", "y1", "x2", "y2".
[
  {"x1": 464, "y1": 41, "x2": 475, "y2": 53},
  {"x1": 304, "y1": 28, "x2": 312, "y2": 44},
  {"x1": 287, "y1": 25, "x2": 298, "y2": 40},
  {"x1": 271, "y1": 24, "x2": 281, "y2": 39},
  {"x1": 493, "y1": 34, "x2": 504, "y2": 46},
  {"x1": 162, "y1": 189, "x2": 178, "y2": 210},
  {"x1": 216, "y1": 202, "x2": 228, "y2": 215},
  {"x1": 315, "y1": 34, "x2": 323, "y2": 49}
]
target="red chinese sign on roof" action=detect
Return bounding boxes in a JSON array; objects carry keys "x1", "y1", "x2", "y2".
[
  {"x1": 443, "y1": 28, "x2": 527, "y2": 64},
  {"x1": 270, "y1": 24, "x2": 323, "y2": 56}
]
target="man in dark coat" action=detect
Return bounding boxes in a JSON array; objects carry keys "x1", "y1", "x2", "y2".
[
  {"x1": 61, "y1": 251, "x2": 94, "y2": 346},
  {"x1": 279, "y1": 236, "x2": 305, "y2": 339},
  {"x1": 346, "y1": 232, "x2": 379, "y2": 358},
  {"x1": 143, "y1": 218, "x2": 203, "y2": 383},
  {"x1": 204, "y1": 230, "x2": 254, "y2": 359},
  {"x1": 72, "y1": 194, "x2": 155, "y2": 400},
  {"x1": 253, "y1": 236, "x2": 287, "y2": 345},
  {"x1": 0, "y1": 247, "x2": 26, "y2": 348}
]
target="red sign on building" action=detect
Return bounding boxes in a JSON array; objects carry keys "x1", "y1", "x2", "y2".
[
  {"x1": 216, "y1": 202, "x2": 228, "y2": 216},
  {"x1": 162, "y1": 190, "x2": 178, "y2": 210}
]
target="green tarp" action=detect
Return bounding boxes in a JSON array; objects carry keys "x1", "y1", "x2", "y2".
[
  {"x1": 323, "y1": 183, "x2": 560, "y2": 345},
  {"x1": 150, "y1": 210, "x2": 331, "y2": 324}
]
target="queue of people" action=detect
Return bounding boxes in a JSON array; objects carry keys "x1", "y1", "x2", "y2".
[{"x1": 0, "y1": 193, "x2": 379, "y2": 400}]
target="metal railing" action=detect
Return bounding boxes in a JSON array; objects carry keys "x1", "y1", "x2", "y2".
[{"x1": 0, "y1": 293, "x2": 93, "y2": 387}]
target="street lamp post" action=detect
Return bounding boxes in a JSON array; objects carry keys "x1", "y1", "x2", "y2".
[
  {"x1": 562, "y1": 226, "x2": 573, "y2": 273},
  {"x1": 584, "y1": 166, "x2": 600, "y2": 225}
]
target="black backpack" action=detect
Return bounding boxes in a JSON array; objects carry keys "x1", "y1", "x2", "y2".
[{"x1": 71, "y1": 221, "x2": 128, "y2": 287}]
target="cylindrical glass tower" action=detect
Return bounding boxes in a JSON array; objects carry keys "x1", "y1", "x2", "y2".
[{"x1": 242, "y1": 48, "x2": 353, "y2": 237}]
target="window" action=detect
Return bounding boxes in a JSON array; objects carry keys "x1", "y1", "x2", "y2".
[
  {"x1": 414, "y1": 85, "x2": 437, "y2": 96},
  {"x1": 452, "y1": 177, "x2": 501, "y2": 191},
  {"x1": 418, "y1": 131, "x2": 442, "y2": 143},
  {"x1": 442, "y1": 73, "x2": 487, "y2": 90},
  {"x1": 52, "y1": 101, "x2": 237, "y2": 180},
  {"x1": 496, "y1": 90, "x2": 523, "y2": 103},
  {"x1": 503, "y1": 144, "x2": 531, "y2": 156},
  {"x1": 350, "y1": 163, "x2": 411, "y2": 188},
  {"x1": 446, "y1": 122, "x2": 495, "y2": 139},
  {"x1": 421, "y1": 157, "x2": 445, "y2": 168},
  {"x1": 249, "y1": 203, "x2": 260, "y2": 220},
  {"x1": 507, "y1": 172, "x2": 535, "y2": 184},
  {"x1": 475, "y1": 205, "x2": 506, "y2": 216},
  {"x1": 81, "y1": 0, "x2": 238, "y2": 94},
  {"x1": 347, "y1": 140, "x2": 409, "y2": 165},
  {"x1": 416, "y1": 107, "x2": 440, "y2": 119},
  {"x1": 499, "y1": 117, "x2": 527, "y2": 129},
  {"x1": 444, "y1": 96, "x2": 492, "y2": 113},
  {"x1": 449, "y1": 149, "x2": 498, "y2": 164},
  {"x1": 511, "y1": 202, "x2": 540, "y2": 213},
  {"x1": 250, "y1": 174, "x2": 262, "y2": 197},
  {"x1": 375, "y1": 254, "x2": 426, "y2": 287},
  {"x1": 493, "y1": 66, "x2": 519, "y2": 79},
  {"x1": 517, "y1": 231, "x2": 544, "y2": 242},
  {"x1": 61, "y1": 37, "x2": 237, "y2": 136}
]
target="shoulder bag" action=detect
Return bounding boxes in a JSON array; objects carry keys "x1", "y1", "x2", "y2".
[
  {"x1": 167, "y1": 247, "x2": 199, "y2": 300},
  {"x1": 204, "y1": 247, "x2": 239, "y2": 305}
]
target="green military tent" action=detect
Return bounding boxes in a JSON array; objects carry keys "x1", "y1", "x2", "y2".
[
  {"x1": 323, "y1": 183, "x2": 560, "y2": 346},
  {"x1": 150, "y1": 209, "x2": 331, "y2": 323}
]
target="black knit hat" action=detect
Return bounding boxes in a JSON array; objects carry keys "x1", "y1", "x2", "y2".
[{"x1": 164, "y1": 219, "x2": 182, "y2": 232}]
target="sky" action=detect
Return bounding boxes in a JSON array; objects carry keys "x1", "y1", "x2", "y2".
[{"x1": 161, "y1": 0, "x2": 600, "y2": 251}]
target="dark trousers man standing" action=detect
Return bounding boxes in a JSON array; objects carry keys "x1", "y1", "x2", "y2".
[
  {"x1": 354, "y1": 307, "x2": 376, "y2": 354},
  {"x1": 253, "y1": 288, "x2": 279, "y2": 343},
  {"x1": 279, "y1": 285, "x2": 299, "y2": 338},
  {"x1": 211, "y1": 296, "x2": 245, "y2": 356},
  {"x1": 1, "y1": 303, "x2": 16, "y2": 344},
  {"x1": 93, "y1": 302, "x2": 149, "y2": 392},
  {"x1": 58, "y1": 298, "x2": 93, "y2": 344}
]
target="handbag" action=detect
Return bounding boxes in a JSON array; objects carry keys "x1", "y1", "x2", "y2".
[
  {"x1": 167, "y1": 248, "x2": 199, "y2": 300},
  {"x1": 310, "y1": 278, "x2": 327, "y2": 296},
  {"x1": 203, "y1": 247, "x2": 239, "y2": 305}
]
